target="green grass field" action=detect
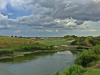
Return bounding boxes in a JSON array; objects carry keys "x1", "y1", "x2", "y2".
[{"x1": 38, "y1": 38, "x2": 71, "y2": 45}]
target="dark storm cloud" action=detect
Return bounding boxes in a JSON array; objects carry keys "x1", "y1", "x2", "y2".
[
  {"x1": 75, "y1": 20, "x2": 84, "y2": 25},
  {"x1": 1, "y1": 0, "x2": 100, "y2": 30},
  {"x1": 27, "y1": 0, "x2": 100, "y2": 24}
]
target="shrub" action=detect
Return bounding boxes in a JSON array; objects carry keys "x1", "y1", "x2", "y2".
[
  {"x1": 54, "y1": 71, "x2": 59, "y2": 75},
  {"x1": 47, "y1": 47, "x2": 50, "y2": 50},
  {"x1": 50, "y1": 45, "x2": 53, "y2": 48},
  {"x1": 71, "y1": 40, "x2": 77, "y2": 45},
  {"x1": 65, "y1": 65, "x2": 86, "y2": 75},
  {"x1": 92, "y1": 45, "x2": 100, "y2": 54},
  {"x1": 77, "y1": 45, "x2": 83, "y2": 49},
  {"x1": 0, "y1": 49, "x2": 14, "y2": 54},
  {"x1": 89, "y1": 39, "x2": 94, "y2": 45},
  {"x1": 74, "y1": 49, "x2": 99, "y2": 67}
]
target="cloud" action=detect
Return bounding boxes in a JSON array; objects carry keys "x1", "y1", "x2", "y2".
[
  {"x1": 12, "y1": 30, "x2": 21, "y2": 33},
  {"x1": 8, "y1": 13, "x2": 13, "y2": 15},
  {"x1": 46, "y1": 30, "x2": 53, "y2": 32},
  {"x1": 31, "y1": 0, "x2": 100, "y2": 24},
  {"x1": 89, "y1": 29, "x2": 96, "y2": 31},
  {"x1": 0, "y1": 12, "x2": 8, "y2": 19},
  {"x1": 0, "y1": 0, "x2": 100, "y2": 31},
  {"x1": 0, "y1": 0, "x2": 27, "y2": 10},
  {"x1": 38, "y1": 30, "x2": 43, "y2": 32},
  {"x1": 82, "y1": 29, "x2": 96, "y2": 32},
  {"x1": 56, "y1": 29, "x2": 58, "y2": 32},
  {"x1": 75, "y1": 20, "x2": 84, "y2": 25}
]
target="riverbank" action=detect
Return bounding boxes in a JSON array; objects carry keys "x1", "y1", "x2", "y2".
[
  {"x1": 53, "y1": 45, "x2": 100, "y2": 75},
  {"x1": 0, "y1": 50, "x2": 60, "y2": 59},
  {"x1": 53, "y1": 61, "x2": 100, "y2": 75},
  {"x1": 0, "y1": 45, "x2": 89, "y2": 60},
  {"x1": 0, "y1": 36, "x2": 57, "y2": 59}
]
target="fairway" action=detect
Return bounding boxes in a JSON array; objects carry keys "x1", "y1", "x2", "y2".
[{"x1": 38, "y1": 38, "x2": 71, "y2": 45}]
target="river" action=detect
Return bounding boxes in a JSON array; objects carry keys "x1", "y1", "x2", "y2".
[{"x1": 0, "y1": 51, "x2": 76, "y2": 75}]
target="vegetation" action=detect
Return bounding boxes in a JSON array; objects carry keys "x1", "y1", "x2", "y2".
[
  {"x1": 54, "y1": 65, "x2": 86, "y2": 75},
  {"x1": 0, "y1": 49, "x2": 14, "y2": 54},
  {"x1": 0, "y1": 36, "x2": 56, "y2": 55},
  {"x1": 38, "y1": 38, "x2": 71, "y2": 45},
  {"x1": 77, "y1": 45, "x2": 83, "y2": 49},
  {"x1": 53, "y1": 35, "x2": 100, "y2": 75},
  {"x1": 1, "y1": 35, "x2": 100, "y2": 75},
  {"x1": 75, "y1": 45, "x2": 100, "y2": 67},
  {"x1": 70, "y1": 36, "x2": 100, "y2": 47}
]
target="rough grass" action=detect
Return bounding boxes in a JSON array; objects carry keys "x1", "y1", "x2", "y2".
[
  {"x1": 0, "y1": 36, "x2": 39, "y2": 49},
  {"x1": 82, "y1": 69, "x2": 100, "y2": 75},
  {"x1": 0, "y1": 36, "x2": 56, "y2": 55},
  {"x1": 38, "y1": 38, "x2": 71, "y2": 45}
]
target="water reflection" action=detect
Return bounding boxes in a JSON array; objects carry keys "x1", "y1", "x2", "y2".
[
  {"x1": 0, "y1": 51, "x2": 76, "y2": 75},
  {"x1": 0, "y1": 52, "x2": 56, "y2": 63}
]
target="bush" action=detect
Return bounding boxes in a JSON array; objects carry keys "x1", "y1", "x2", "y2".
[
  {"x1": 15, "y1": 44, "x2": 55, "y2": 51},
  {"x1": 54, "y1": 71, "x2": 59, "y2": 75},
  {"x1": 65, "y1": 65, "x2": 86, "y2": 75},
  {"x1": 0, "y1": 49, "x2": 14, "y2": 54},
  {"x1": 54, "y1": 65, "x2": 86, "y2": 75},
  {"x1": 71, "y1": 40, "x2": 77, "y2": 45},
  {"x1": 50, "y1": 45, "x2": 53, "y2": 48},
  {"x1": 77, "y1": 45, "x2": 83, "y2": 49},
  {"x1": 74, "y1": 49, "x2": 99, "y2": 67},
  {"x1": 92, "y1": 45, "x2": 100, "y2": 54},
  {"x1": 89, "y1": 39, "x2": 95, "y2": 45}
]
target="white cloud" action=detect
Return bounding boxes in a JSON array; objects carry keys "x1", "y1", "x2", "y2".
[
  {"x1": 0, "y1": 12, "x2": 8, "y2": 19},
  {"x1": 56, "y1": 29, "x2": 58, "y2": 32},
  {"x1": 89, "y1": 29, "x2": 96, "y2": 31},
  {"x1": 8, "y1": 13, "x2": 13, "y2": 15},
  {"x1": 82, "y1": 29, "x2": 96, "y2": 32},
  {"x1": 0, "y1": 0, "x2": 28, "y2": 10},
  {"x1": 38, "y1": 30, "x2": 43, "y2": 32},
  {"x1": 93, "y1": 0, "x2": 100, "y2": 3},
  {"x1": 46, "y1": 30, "x2": 53, "y2": 32},
  {"x1": 12, "y1": 30, "x2": 21, "y2": 33},
  {"x1": 0, "y1": 25, "x2": 5, "y2": 28},
  {"x1": 54, "y1": 19, "x2": 60, "y2": 23}
]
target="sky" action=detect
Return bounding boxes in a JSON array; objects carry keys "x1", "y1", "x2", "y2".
[{"x1": 0, "y1": 0, "x2": 100, "y2": 37}]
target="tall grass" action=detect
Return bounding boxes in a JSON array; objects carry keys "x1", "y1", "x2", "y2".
[
  {"x1": 0, "y1": 36, "x2": 56, "y2": 54},
  {"x1": 0, "y1": 49, "x2": 14, "y2": 54},
  {"x1": 0, "y1": 36, "x2": 39, "y2": 49},
  {"x1": 15, "y1": 45, "x2": 55, "y2": 52}
]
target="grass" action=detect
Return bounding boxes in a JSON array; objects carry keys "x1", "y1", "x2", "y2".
[
  {"x1": 0, "y1": 36, "x2": 56, "y2": 55},
  {"x1": 53, "y1": 44, "x2": 100, "y2": 75},
  {"x1": 0, "y1": 50, "x2": 59, "y2": 59},
  {"x1": 38, "y1": 38, "x2": 71, "y2": 45},
  {"x1": 82, "y1": 69, "x2": 100, "y2": 75},
  {"x1": 0, "y1": 49, "x2": 14, "y2": 54},
  {"x1": 53, "y1": 65, "x2": 86, "y2": 75},
  {"x1": 0, "y1": 36, "x2": 39, "y2": 49}
]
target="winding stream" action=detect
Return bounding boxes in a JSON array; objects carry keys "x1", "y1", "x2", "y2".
[{"x1": 0, "y1": 51, "x2": 76, "y2": 75}]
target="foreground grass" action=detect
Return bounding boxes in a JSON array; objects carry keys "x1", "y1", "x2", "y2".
[
  {"x1": 38, "y1": 38, "x2": 71, "y2": 45},
  {"x1": 53, "y1": 63, "x2": 100, "y2": 75}
]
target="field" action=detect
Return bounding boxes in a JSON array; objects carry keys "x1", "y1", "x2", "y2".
[
  {"x1": 0, "y1": 36, "x2": 39, "y2": 49},
  {"x1": 38, "y1": 38, "x2": 72, "y2": 45},
  {"x1": 0, "y1": 36, "x2": 56, "y2": 58}
]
